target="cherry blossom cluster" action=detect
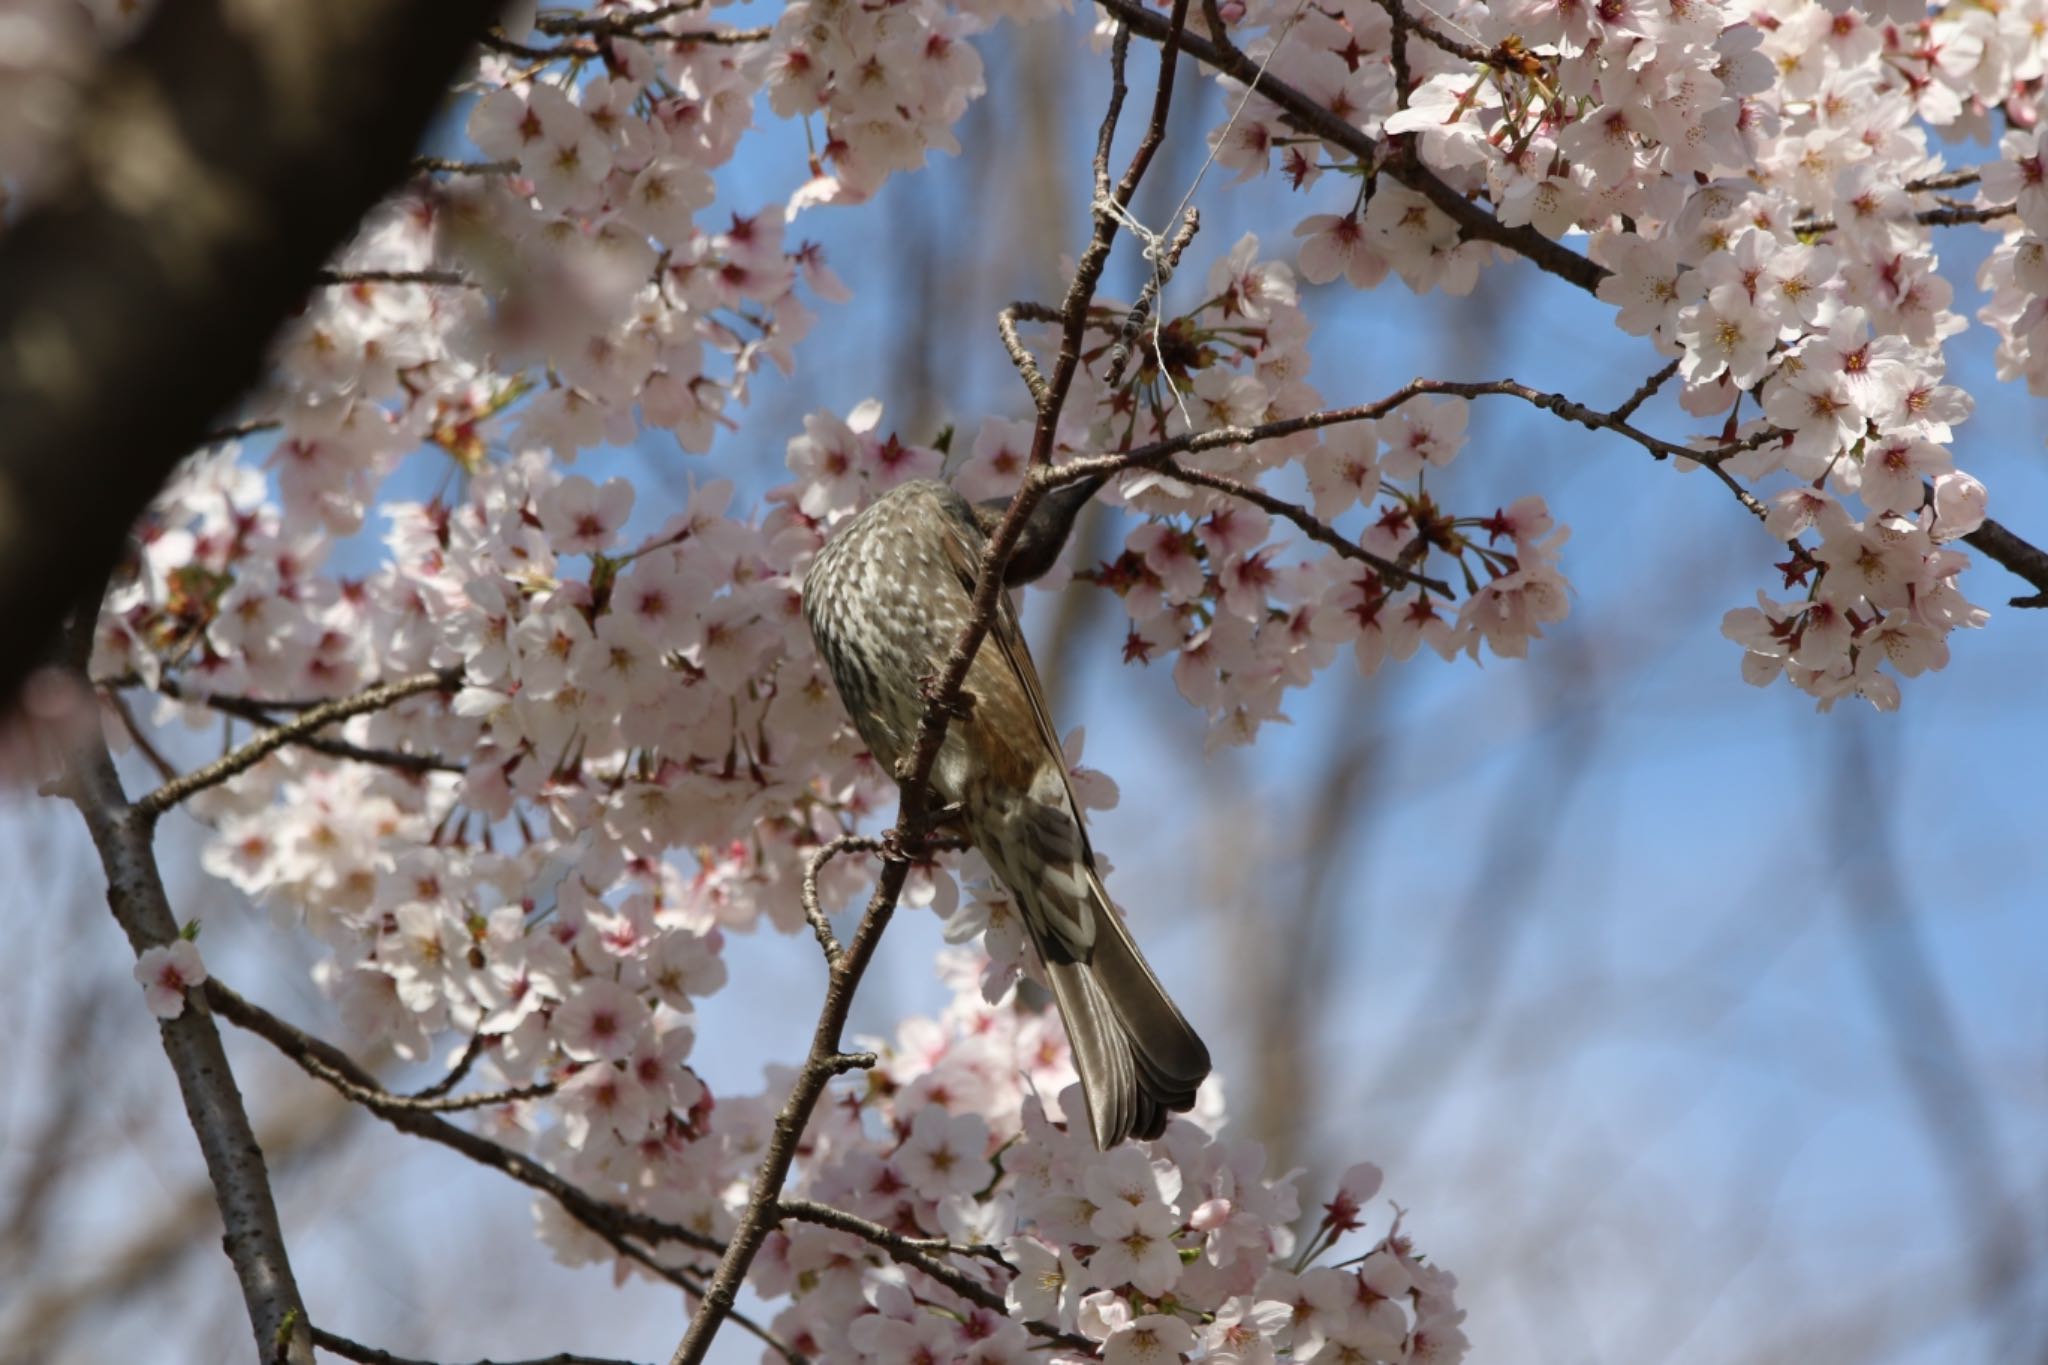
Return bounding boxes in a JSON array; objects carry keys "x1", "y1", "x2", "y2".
[
  {"x1": 1193, "y1": 0, "x2": 2048, "y2": 705},
  {"x1": 89, "y1": 398, "x2": 1469, "y2": 1358},
  {"x1": 759, "y1": 949, "x2": 1467, "y2": 1365},
  {"x1": 89, "y1": 428, "x2": 1467, "y2": 1365},
  {"x1": 92, "y1": 439, "x2": 849, "y2": 1222},
  {"x1": 85, "y1": 228, "x2": 1567, "y2": 1203},
  {"x1": 992, "y1": 235, "x2": 1568, "y2": 746},
  {"x1": 767, "y1": 0, "x2": 1066, "y2": 204}
]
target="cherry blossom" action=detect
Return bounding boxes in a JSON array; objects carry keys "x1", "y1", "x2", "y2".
[{"x1": 133, "y1": 939, "x2": 208, "y2": 1021}]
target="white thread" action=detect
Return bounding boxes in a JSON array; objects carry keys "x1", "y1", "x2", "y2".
[
  {"x1": 1095, "y1": 191, "x2": 1168, "y2": 261},
  {"x1": 1094, "y1": 0, "x2": 1317, "y2": 437},
  {"x1": 1169, "y1": 0, "x2": 1315, "y2": 231}
]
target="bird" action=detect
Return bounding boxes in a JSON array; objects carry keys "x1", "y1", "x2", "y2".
[{"x1": 802, "y1": 477, "x2": 1211, "y2": 1148}]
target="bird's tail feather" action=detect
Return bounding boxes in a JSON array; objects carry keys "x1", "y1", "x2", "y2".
[{"x1": 1041, "y1": 888, "x2": 1210, "y2": 1149}]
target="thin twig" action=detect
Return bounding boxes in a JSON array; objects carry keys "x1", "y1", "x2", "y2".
[
  {"x1": 1906, "y1": 169, "x2": 1982, "y2": 193},
  {"x1": 1380, "y1": 0, "x2": 1494, "y2": 67},
  {"x1": 411, "y1": 156, "x2": 517, "y2": 176},
  {"x1": 778, "y1": 1199, "x2": 1098, "y2": 1354},
  {"x1": 662, "y1": 26, "x2": 772, "y2": 44},
  {"x1": 1612, "y1": 358, "x2": 1680, "y2": 424},
  {"x1": 198, "y1": 418, "x2": 281, "y2": 446},
  {"x1": 205, "y1": 985, "x2": 554, "y2": 1116},
  {"x1": 310, "y1": 1326, "x2": 646, "y2": 1365},
  {"x1": 798, "y1": 835, "x2": 881, "y2": 966},
  {"x1": 133, "y1": 667, "x2": 460, "y2": 819},
  {"x1": 1915, "y1": 203, "x2": 2017, "y2": 226},
  {"x1": 188, "y1": 687, "x2": 463, "y2": 775},
  {"x1": 314, "y1": 268, "x2": 477, "y2": 288},
  {"x1": 1384, "y1": 0, "x2": 1414, "y2": 107},
  {"x1": 529, "y1": 2, "x2": 771, "y2": 43},
  {"x1": 1798, "y1": 202, "x2": 2017, "y2": 234},
  {"x1": 483, "y1": 19, "x2": 767, "y2": 59},
  {"x1": 661, "y1": 880, "x2": 893, "y2": 1363},
  {"x1": 1026, "y1": 0, "x2": 1195, "y2": 468},
  {"x1": 1053, "y1": 377, "x2": 1778, "y2": 478},
  {"x1": 104, "y1": 688, "x2": 179, "y2": 784},
  {"x1": 211, "y1": 983, "x2": 817, "y2": 1363},
  {"x1": 1160, "y1": 461, "x2": 1450, "y2": 594},
  {"x1": 95, "y1": 677, "x2": 336, "y2": 711},
  {"x1": 1101, "y1": 206, "x2": 1202, "y2": 390},
  {"x1": 479, "y1": 31, "x2": 568, "y2": 59},
  {"x1": 408, "y1": 1031, "x2": 490, "y2": 1100},
  {"x1": 1044, "y1": 377, "x2": 1784, "y2": 544},
  {"x1": 778, "y1": 1198, "x2": 1013, "y2": 1270},
  {"x1": 534, "y1": 1, "x2": 702, "y2": 34},
  {"x1": 998, "y1": 302, "x2": 1059, "y2": 406}
]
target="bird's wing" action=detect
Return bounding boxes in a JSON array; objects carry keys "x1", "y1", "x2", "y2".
[
  {"x1": 935, "y1": 508, "x2": 1082, "y2": 805},
  {"x1": 936, "y1": 507, "x2": 1103, "y2": 947}
]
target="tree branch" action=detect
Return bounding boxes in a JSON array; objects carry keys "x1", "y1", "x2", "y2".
[
  {"x1": 778, "y1": 1199, "x2": 1099, "y2": 1355},
  {"x1": 1612, "y1": 358, "x2": 1681, "y2": 424},
  {"x1": 176, "y1": 684, "x2": 466, "y2": 776},
  {"x1": 777, "y1": 1197, "x2": 1013, "y2": 1269},
  {"x1": 1798, "y1": 202, "x2": 2018, "y2": 234},
  {"x1": 798, "y1": 835, "x2": 881, "y2": 966},
  {"x1": 1376, "y1": 0, "x2": 1494, "y2": 68},
  {"x1": 669, "y1": 20, "x2": 1206, "y2": 1363},
  {"x1": 410, "y1": 156, "x2": 517, "y2": 176},
  {"x1": 203, "y1": 979, "x2": 724, "y2": 1258},
  {"x1": 205, "y1": 980, "x2": 816, "y2": 1361},
  {"x1": 1101, "y1": 206, "x2": 1203, "y2": 391},
  {"x1": 1, "y1": 1093, "x2": 353, "y2": 1363},
  {"x1": 310, "y1": 1326, "x2": 645, "y2": 1365},
  {"x1": 1094, "y1": 0, "x2": 1608, "y2": 293},
  {"x1": 1962, "y1": 517, "x2": 2048, "y2": 607},
  {"x1": 1026, "y1": 375, "x2": 1773, "y2": 586},
  {"x1": 662, "y1": 862, "x2": 896, "y2": 1363},
  {"x1": 1092, "y1": 0, "x2": 2048, "y2": 605},
  {"x1": 0, "y1": 0, "x2": 513, "y2": 708},
  {"x1": 998, "y1": 301, "x2": 1058, "y2": 406},
  {"x1": 407, "y1": 1030, "x2": 490, "y2": 1100},
  {"x1": 313, "y1": 268, "x2": 476, "y2": 288},
  {"x1": 131, "y1": 667, "x2": 461, "y2": 819},
  {"x1": 482, "y1": 16, "x2": 770, "y2": 61},
  {"x1": 1159, "y1": 460, "x2": 1454, "y2": 594},
  {"x1": 57, "y1": 647, "x2": 314, "y2": 1364}
]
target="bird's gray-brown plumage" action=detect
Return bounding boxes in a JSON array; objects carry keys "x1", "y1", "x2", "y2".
[{"x1": 802, "y1": 479, "x2": 1210, "y2": 1148}]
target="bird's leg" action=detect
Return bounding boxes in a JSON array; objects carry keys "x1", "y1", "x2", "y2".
[
  {"x1": 879, "y1": 812, "x2": 963, "y2": 862},
  {"x1": 917, "y1": 674, "x2": 975, "y2": 721}
]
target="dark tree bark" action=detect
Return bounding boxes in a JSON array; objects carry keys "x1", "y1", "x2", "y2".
[{"x1": 0, "y1": 0, "x2": 509, "y2": 704}]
